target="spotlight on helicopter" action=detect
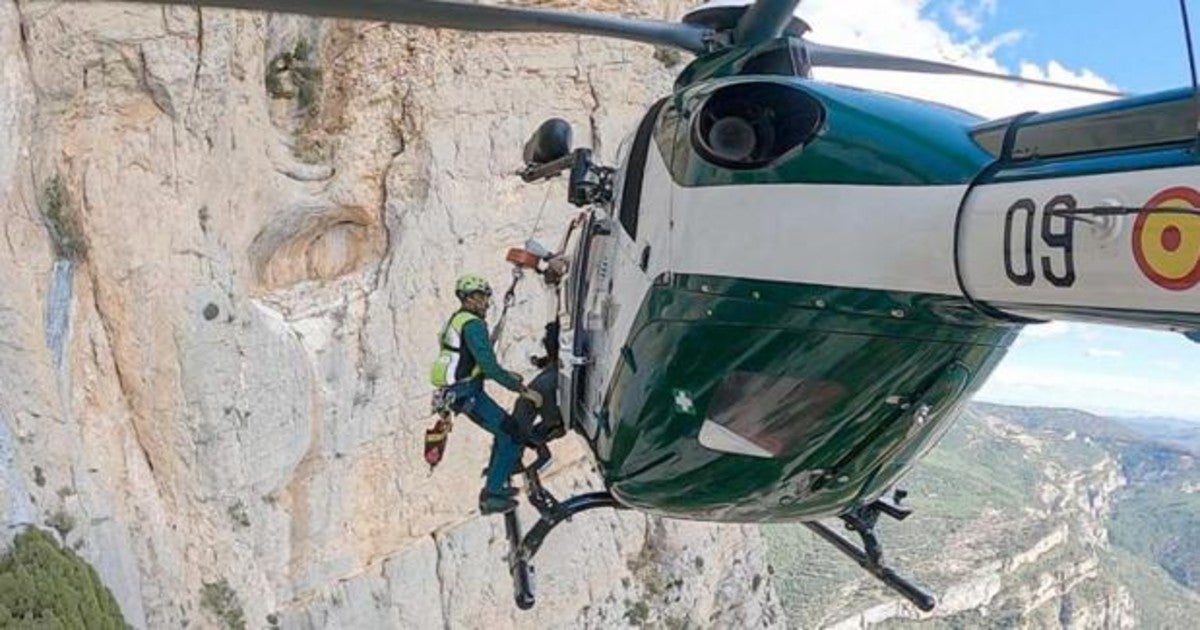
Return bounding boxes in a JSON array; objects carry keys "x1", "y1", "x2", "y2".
[
  {"x1": 519, "y1": 118, "x2": 613, "y2": 207},
  {"x1": 523, "y1": 118, "x2": 574, "y2": 168}
]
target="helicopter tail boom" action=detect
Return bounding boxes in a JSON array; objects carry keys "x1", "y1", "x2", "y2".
[{"x1": 956, "y1": 90, "x2": 1200, "y2": 333}]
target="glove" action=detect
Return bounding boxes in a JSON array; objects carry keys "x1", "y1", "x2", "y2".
[
  {"x1": 544, "y1": 256, "x2": 569, "y2": 285},
  {"x1": 520, "y1": 388, "x2": 544, "y2": 408}
]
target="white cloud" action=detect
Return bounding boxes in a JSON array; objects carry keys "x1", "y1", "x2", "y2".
[
  {"x1": 1085, "y1": 348, "x2": 1124, "y2": 359},
  {"x1": 1018, "y1": 60, "x2": 1115, "y2": 94},
  {"x1": 946, "y1": 0, "x2": 998, "y2": 35},
  {"x1": 798, "y1": 0, "x2": 1119, "y2": 118},
  {"x1": 948, "y1": 3, "x2": 983, "y2": 33},
  {"x1": 976, "y1": 364, "x2": 1200, "y2": 421},
  {"x1": 1021, "y1": 321, "x2": 1072, "y2": 339}
]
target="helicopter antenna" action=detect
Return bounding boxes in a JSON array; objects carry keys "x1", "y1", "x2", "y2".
[{"x1": 1180, "y1": 0, "x2": 1200, "y2": 141}]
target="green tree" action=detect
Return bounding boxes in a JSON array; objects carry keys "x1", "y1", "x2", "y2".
[{"x1": 0, "y1": 527, "x2": 125, "y2": 628}]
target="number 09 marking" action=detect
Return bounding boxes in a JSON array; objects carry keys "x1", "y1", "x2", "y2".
[{"x1": 1003, "y1": 195, "x2": 1077, "y2": 288}]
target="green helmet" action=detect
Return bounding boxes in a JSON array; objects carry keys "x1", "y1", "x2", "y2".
[{"x1": 455, "y1": 273, "x2": 492, "y2": 299}]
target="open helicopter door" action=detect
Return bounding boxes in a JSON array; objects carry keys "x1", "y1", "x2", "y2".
[
  {"x1": 560, "y1": 208, "x2": 609, "y2": 439},
  {"x1": 565, "y1": 99, "x2": 675, "y2": 442}
]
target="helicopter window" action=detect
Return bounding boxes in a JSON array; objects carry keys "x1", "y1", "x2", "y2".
[
  {"x1": 562, "y1": 213, "x2": 590, "y2": 324},
  {"x1": 691, "y1": 82, "x2": 824, "y2": 170},
  {"x1": 741, "y1": 47, "x2": 797, "y2": 75},
  {"x1": 698, "y1": 372, "x2": 845, "y2": 458},
  {"x1": 653, "y1": 104, "x2": 681, "y2": 170},
  {"x1": 971, "y1": 96, "x2": 1196, "y2": 161},
  {"x1": 618, "y1": 98, "x2": 669, "y2": 240}
]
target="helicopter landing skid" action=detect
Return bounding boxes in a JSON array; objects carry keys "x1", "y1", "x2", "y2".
[
  {"x1": 503, "y1": 467, "x2": 626, "y2": 609},
  {"x1": 803, "y1": 491, "x2": 937, "y2": 612}
]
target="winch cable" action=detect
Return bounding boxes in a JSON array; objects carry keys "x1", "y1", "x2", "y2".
[
  {"x1": 490, "y1": 267, "x2": 524, "y2": 345},
  {"x1": 491, "y1": 187, "x2": 554, "y2": 344},
  {"x1": 494, "y1": 191, "x2": 585, "y2": 346},
  {"x1": 530, "y1": 184, "x2": 554, "y2": 238}
]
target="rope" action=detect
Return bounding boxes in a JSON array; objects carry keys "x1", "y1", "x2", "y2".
[
  {"x1": 529, "y1": 185, "x2": 553, "y2": 240},
  {"x1": 490, "y1": 266, "x2": 525, "y2": 345}
]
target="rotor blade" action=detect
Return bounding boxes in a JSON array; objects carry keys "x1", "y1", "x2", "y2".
[
  {"x1": 102, "y1": 0, "x2": 714, "y2": 53},
  {"x1": 806, "y1": 42, "x2": 1124, "y2": 97},
  {"x1": 733, "y1": 0, "x2": 803, "y2": 46}
]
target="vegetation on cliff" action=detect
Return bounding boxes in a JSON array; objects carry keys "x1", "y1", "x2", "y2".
[{"x1": 0, "y1": 527, "x2": 125, "y2": 628}]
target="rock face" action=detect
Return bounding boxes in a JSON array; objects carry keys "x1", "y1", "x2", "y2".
[{"x1": 0, "y1": 1, "x2": 783, "y2": 627}]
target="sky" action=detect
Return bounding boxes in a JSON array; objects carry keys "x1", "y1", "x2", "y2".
[{"x1": 794, "y1": 0, "x2": 1200, "y2": 421}]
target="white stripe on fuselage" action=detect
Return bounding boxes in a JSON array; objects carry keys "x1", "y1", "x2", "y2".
[{"x1": 642, "y1": 142, "x2": 968, "y2": 296}]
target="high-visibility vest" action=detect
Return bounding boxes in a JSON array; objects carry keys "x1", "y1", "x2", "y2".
[{"x1": 429, "y1": 310, "x2": 484, "y2": 387}]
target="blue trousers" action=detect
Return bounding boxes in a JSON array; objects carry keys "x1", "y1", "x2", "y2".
[{"x1": 448, "y1": 379, "x2": 520, "y2": 496}]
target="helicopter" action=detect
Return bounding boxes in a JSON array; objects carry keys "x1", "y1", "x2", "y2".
[{"x1": 99, "y1": 0, "x2": 1200, "y2": 613}]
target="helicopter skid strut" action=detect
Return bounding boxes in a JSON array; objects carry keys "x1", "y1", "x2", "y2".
[
  {"x1": 503, "y1": 466, "x2": 626, "y2": 609},
  {"x1": 505, "y1": 474, "x2": 934, "y2": 611},
  {"x1": 803, "y1": 490, "x2": 937, "y2": 612}
]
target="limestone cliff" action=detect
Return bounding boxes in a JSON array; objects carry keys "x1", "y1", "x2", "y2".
[{"x1": 0, "y1": 1, "x2": 783, "y2": 627}]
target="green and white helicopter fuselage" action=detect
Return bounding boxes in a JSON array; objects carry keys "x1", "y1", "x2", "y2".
[{"x1": 557, "y1": 76, "x2": 1200, "y2": 521}]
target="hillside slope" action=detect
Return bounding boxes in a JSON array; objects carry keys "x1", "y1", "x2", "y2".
[{"x1": 766, "y1": 404, "x2": 1200, "y2": 629}]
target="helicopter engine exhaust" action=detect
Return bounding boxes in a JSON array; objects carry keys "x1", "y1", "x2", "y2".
[{"x1": 691, "y1": 81, "x2": 824, "y2": 169}]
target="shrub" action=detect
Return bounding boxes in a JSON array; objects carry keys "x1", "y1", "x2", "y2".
[
  {"x1": 200, "y1": 579, "x2": 246, "y2": 630},
  {"x1": 40, "y1": 175, "x2": 87, "y2": 260},
  {"x1": 227, "y1": 501, "x2": 250, "y2": 528},
  {"x1": 264, "y1": 37, "x2": 322, "y2": 114},
  {"x1": 47, "y1": 509, "x2": 76, "y2": 538},
  {"x1": 0, "y1": 527, "x2": 125, "y2": 628}
]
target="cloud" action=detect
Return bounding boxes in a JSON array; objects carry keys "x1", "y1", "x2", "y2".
[
  {"x1": 1085, "y1": 348, "x2": 1124, "y2": 359},
  {"x1": 1021, "y1": 321, "x2": 1072, "y2": 339},
  {"x1": 976, "y1": 364, "x2": 1200, "y2": 421},
  {"x1": 799, "y1": 0, "x2": 1119, "y2": 118},
  {"x1": 946, "y1": 0, "x2": 998, "y2": 35},
  {"x1": 1018, "y1": 60, "x2": 1115, "y2": 94}
]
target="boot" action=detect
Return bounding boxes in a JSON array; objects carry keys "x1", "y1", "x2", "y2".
[
  {"x1": 531, "y1": 420, "x2": 565, "y2": 444},
  {"x1": 480, "y1": 470, "x2": 521, "y2": 497},
  {"x1": 479, "y1": 492, "x2": 518, "y2": 515}
]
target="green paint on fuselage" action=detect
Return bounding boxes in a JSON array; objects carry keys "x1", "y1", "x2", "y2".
[
  {"x1": 662, "y1": 55, "x2": 994, "y2": 187},
  {"x1": 667, "y1": 37, "x2": 1200, "y2": 189},
  {"x1": 591, "y1": 274, "x2": 1019, "y2": 522}
]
